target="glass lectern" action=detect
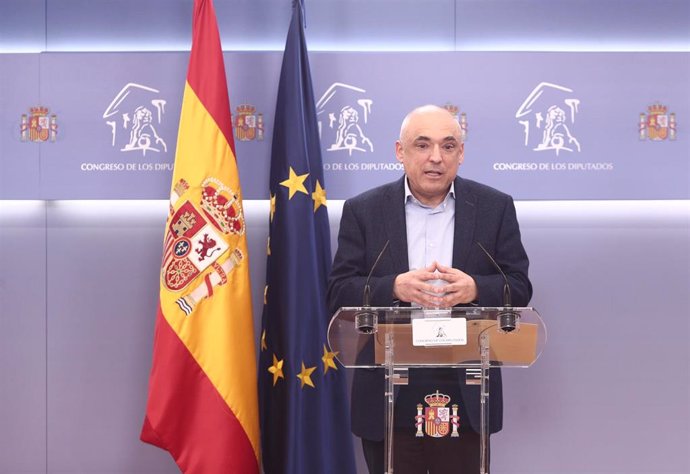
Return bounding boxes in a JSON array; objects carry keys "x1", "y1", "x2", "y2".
[{"x1": 328, "y1": 306, "x2": 546, "y2": 474}]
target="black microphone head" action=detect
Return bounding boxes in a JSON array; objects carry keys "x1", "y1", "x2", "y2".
[
  {"x1": 354, "y1": 309, "x2": 377, "y2": 334},
  {"x1": 498, "y1": 309, "x2": 518, "y2": 333}
]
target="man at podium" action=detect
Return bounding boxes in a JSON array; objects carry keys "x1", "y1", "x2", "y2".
[{"x1": 327, "y1": 105, "x2": 532, "y2": 473}]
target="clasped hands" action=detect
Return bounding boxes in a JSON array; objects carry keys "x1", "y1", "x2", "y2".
[{"x1": 393, "y1": 261, "x2": 477, "y2": 308}]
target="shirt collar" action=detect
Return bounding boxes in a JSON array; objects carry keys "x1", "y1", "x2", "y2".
[{"x1": 404, "y1": 177, "x2": 456, "y2": 209}]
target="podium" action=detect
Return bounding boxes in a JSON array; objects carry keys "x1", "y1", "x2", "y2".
[{"x1": 328, "y1": 306, "x2": 546, "y2": 474}]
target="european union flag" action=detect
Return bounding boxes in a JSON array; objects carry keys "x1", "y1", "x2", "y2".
[{"x1": 258, "y1": 2, "x2": 357, "y2": 473}]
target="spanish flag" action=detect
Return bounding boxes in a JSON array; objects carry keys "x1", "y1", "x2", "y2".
[{"x1": 140, "y1": 1, "x2": 260, "y2": 472}]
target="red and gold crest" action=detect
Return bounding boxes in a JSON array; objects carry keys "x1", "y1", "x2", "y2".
[
  {"x1": 21, "y1": 106, "x2": 58, "y2": 143},
  {"x1": 161, "y1": 177, "x2": 246, "y2": 315},
  {"x1": 233, "y1": 104, "x2": 264, "y2": 142},
  {"x1": 639, "y1": 103, "x2": 677, "y2": 141},
  {"x1": 415, "y1": 390, "x2": 461, "y2": 438}
]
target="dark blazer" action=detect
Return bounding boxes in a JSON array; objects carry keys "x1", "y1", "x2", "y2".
[{"x1": 327, "y1": 175, "x2": 532, "y2": 441}]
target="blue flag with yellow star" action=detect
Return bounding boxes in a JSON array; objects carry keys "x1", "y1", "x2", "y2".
[{"x1": 258, "y1": 2, "x2": 357, "y2": 473}]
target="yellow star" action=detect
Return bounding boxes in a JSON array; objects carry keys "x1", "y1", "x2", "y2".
[
  {"x1": 321, "y1": 344, "x2": 339, "y2": 374},
  {"x1": 268, "y1": 354, "x2": 285, "y2": 386},
  {"x1": 261, "y1": 330, "x2": 267, "y2": 351},
  {"x1": 267, "y1": 236, "x2": 271, "y2": 256},
  {"x1": 296, "y1": 362, "x2": 316, "y2": 389},
  {"x1": 264, "y1": 285, "x2": 268, "y2": 305},
  {"x1": 279, "y1": 167, "x2": 309, "y2": 199},
  {"x1": 269, "y1": 192, "x2": 276, "y2": 222},
  {"x1": 312, "y1": 180, "x2": 328, "y2": 213}
]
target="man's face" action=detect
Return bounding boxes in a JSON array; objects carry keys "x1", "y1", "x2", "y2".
[{"x1": 395, "y1": 109, "x2": 464, "y2": 207}]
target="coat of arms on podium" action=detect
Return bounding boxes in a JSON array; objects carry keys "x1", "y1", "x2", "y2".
[{"x1": 415, "y1": 390, "x2": 460, "y2": 438}]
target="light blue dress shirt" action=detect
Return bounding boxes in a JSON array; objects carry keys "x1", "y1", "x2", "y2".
[{"x1": 404, "y1": 178, "x2": 455, "y2": 285}]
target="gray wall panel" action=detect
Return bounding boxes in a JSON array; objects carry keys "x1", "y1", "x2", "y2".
[
  {"x1": 45, "y1": 0, "x2": 293, "y2": 52},
  {"x1": 0, "y1": 201, "x2": 47, "y2": 472},
  {"x1": 455, "y1": 0, "x2": 690, "y2": 50},
  {"x1": 495, "y1": 202, "x2": 690, "y2": 472},
  {"x1": 0, "y1": 54, "x2": 41, "y2": 199},
  {"x1": 292, "y1": 0, "x2": 455, "y2": 51},
  {"x1": 45, "y1": 201, "x2": 177, "y2": 472},
  {"x1": 46, "y1": 0, "x2": 193, "y2": 52},
  {"x1": 0, "y1": 0, "x2": 46, "y2": 52},
  {"x1": 43, "y1": 0, "x2": 455, "y2": 52}
]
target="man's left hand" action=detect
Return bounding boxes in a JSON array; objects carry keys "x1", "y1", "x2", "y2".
[{"x1": 432, "y1": 262, "x2": 478, "y2": 306}]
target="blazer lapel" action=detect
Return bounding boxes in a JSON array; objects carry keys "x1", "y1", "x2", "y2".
[
  {"x1": 383, "y1": 177, "x2": 409, "y2": 273},
  {"x1": 453, "y1": 176, "x2": 477, "y2": 270}
]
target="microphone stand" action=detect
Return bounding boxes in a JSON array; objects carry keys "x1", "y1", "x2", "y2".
[
  {"x1": 354, "y1": 240, "x2": 390, "y2": 334},
  {"x1": 476, "y1": 242, "x2": 519, "y2": 333}
]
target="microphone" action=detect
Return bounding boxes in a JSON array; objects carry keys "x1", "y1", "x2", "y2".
[
  {"x1": 475, "y1": 241, "x2": 519, "y2": 332},
  {"x1": 354, "y1": 240, "x2": 390, "y2": 334}
]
